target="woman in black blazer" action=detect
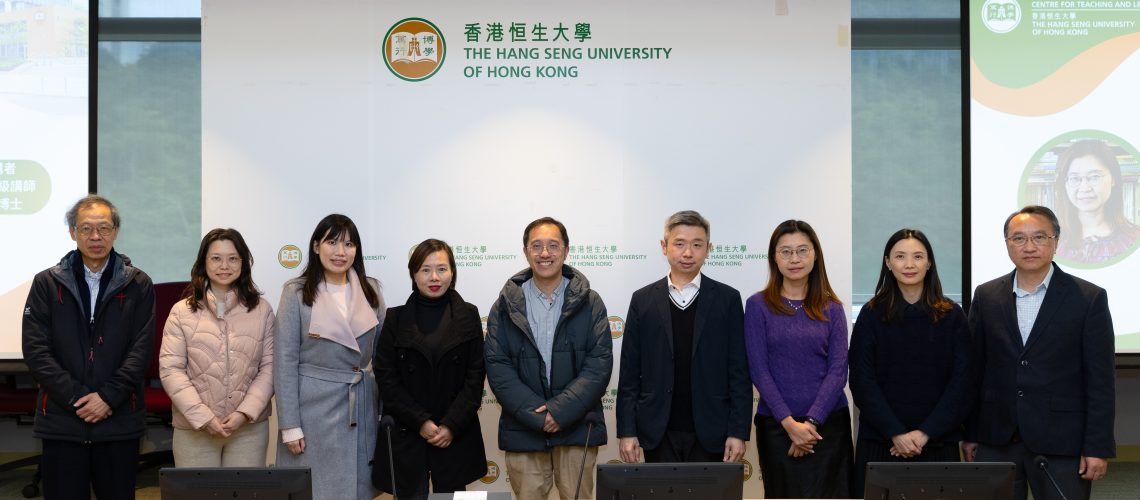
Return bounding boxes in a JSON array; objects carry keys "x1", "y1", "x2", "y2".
[
  {"x1": 848, "y1": 229, "x2": 971, "y2": 495},
  {"x1": 372, "y1": 239, "x2": 487, "y2": 498}
]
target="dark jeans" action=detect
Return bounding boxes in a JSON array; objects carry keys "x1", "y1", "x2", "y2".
[{"x1": 42, "y1": 438, "x2": 140, "y2": 500}]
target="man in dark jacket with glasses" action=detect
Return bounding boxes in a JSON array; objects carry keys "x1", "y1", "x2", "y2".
[
  {"x1": 485, "y1": 217, "x2": 612, "y2": 500},
  {"x1": 23, "y1": 194, "x2": 155, "y2": 499}
]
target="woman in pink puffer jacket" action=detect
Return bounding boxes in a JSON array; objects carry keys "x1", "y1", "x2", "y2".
[{"x1": 160, "y1": 228, "x2": 275, "y2": 467}]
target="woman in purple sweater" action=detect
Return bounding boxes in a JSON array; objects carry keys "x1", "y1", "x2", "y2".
[{"x1": 744, "y1": 220, "x2": 853, "y2": 498}]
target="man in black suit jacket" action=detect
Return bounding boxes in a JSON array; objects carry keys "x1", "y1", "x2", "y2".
[
  {"x1": 963, "y1": 206, "x2": 1115, "y2": 500},
  {"x1": 616, "y1": 210, "x2": 752, "y2": 463}
]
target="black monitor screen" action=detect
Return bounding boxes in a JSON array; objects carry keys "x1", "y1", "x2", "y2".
[
  {"x1": 863, "y1": 462, "x2": 1015, "y2": 500},
  {"x1": 596, "y1": 462, "x2": 744, "y2": 500},
  {"x1": 159, "y1": 466, "x2": 312, "y2": 500}
]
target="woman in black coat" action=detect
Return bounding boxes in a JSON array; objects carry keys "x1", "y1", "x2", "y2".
[
  {"x1": 373, "y1": 239, "x2": 487, "y2": 498},
  {"x1": 848, "y1": 229, "x2": 971, "y2": 496}
]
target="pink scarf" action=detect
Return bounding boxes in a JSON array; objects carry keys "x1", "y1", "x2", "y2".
[{"x1": 307, "y1": 270, "x2": 379, "y2": 352}]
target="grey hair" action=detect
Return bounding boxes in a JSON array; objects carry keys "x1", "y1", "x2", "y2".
[
  {"x1": 664, "y1": 210, "x2": 710, "y2": 238},
  {"x1": 65, "y1": 194, "x2": 121, "y2": 228}
]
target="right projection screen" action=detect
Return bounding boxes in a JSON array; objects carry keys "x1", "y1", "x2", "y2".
[{"x1": 969, "y1": 0, "x2": 1140, "y2": 351}]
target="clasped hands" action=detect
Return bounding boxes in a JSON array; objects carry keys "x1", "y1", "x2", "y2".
[
  {"x1": 781, "y1": 417, "x2": 823, "y2": 458},
  {"x1": 74, "y1": 392, "x2": 112, "y2": 423},
  {"x1": 203, "y1": 411, "x2": 249, "y2": 438},
  {"x1": 889, "y1": 430, "x2": 929, "y2": 458},
  {"x1": 535, "y1": 404, "x2": 561, "y2": 433},
  {"x1": 419, "y1": 420, "x2": 454, "y2": 448}
]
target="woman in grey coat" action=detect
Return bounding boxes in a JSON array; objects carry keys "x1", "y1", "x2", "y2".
[{"x1": 274, "y1": 214, "x2": 386, "y2": 500}]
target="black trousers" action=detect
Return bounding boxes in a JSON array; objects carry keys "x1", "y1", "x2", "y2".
[
  {"x1": 755, "y1": 407, "x2": 854, "y2": 499},
  {"x1": 853, "y1": 437, "x2": 961, "y2": 496},
  {"x1": 644, "y1": 430, "x2": 720, "y2": 463},
  {"x1": 976, "y1": 441, "x2": 1092, "y2": 500},
  {"x1": 41, "y1": 438, "x2": 140, "y2": 500},
  {"x1": 402, "y1": 469, "x2": 467, "y2": 500}
]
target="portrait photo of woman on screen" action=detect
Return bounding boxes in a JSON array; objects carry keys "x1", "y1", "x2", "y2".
[
  {"x1": 1052, "y1": 139, "x2": 1140, "y2": 264},
  {"x1": 1020, "y1": 133, "x2": 1140, "y2": 266}
]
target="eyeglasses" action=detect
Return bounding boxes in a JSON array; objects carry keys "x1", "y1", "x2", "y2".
[
  {"x1": 208, "y1": 255, "x2": 242, "y2": 266},
  {"x1": 527, "y1": 242, "x2": 563, "y2": 255},
  {"x1": 1065, "y1": 173, "x2": 1107, "y2": 188},
  {"x1": 75, "y1": 224, "x2": 115, "y2": 237},
  {"x1": 776, "y1": 246, "x2": 813, "y2": 260},
  {"x1": 1006, "y1": 234, "x2": 1056, "y2": 246}
]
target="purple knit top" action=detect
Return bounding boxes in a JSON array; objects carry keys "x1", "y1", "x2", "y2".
[{"x1": 743, "y1": 292, "x2": 849, "y2": 423}]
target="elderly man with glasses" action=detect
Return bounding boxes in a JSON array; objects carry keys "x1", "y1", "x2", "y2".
[{"x1": 22, "y1": 194, "x2": 155, "y2": 499}]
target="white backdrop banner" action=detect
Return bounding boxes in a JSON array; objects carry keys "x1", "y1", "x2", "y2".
[{"x1": 203, "y1": 0, "x2": 851, "y2": 496}]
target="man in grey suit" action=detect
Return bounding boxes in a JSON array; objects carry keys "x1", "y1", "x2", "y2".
[{"x1": 963, "y1": 205, "x2": 1115, "y2": 500}]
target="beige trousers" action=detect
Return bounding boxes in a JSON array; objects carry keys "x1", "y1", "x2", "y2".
[
  {"x1": 172, "y1": 420, "x2": 269, "y2": 467},
  {"x1": 505, "y1": 446, "x2": 599, "y2": 500}
]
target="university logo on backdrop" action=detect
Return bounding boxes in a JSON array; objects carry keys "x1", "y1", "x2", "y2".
[
  {"x1": 481, "y1": 461, "x2": 500, "y2": 484},
  {"x1": 278, "y1": 244, "x2": 302, "y2": 269},
  {"x1": 384, "y1": 18, "x2": 446, "y2": 81},
  {"x1": 981, "y1": 0, "x2": 1021, "y2": 33},
  {"x1": 608, "y1": 315, "x2": 625, "y2": 340},
  {"x1": 742, "y1": 458, "x2": 754, "y2": 481}
]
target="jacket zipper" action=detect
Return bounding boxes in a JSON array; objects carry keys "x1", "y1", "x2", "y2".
[
  {"x1": 88, "y1": 317, "x2": 96, "y2": 363},
  {"x1": 53, "y1": 268, "x2": 115, "y2": 440}
]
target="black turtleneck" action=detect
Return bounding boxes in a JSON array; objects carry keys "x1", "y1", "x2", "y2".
[{"x1": 414, "y1": 288, "x2": 449, "y2": 335}]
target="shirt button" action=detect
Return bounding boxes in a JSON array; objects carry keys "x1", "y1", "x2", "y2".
[
  {"x1": 1020, "y1": 360, "x2": 1028, "y2": 366},
  {"x1": 1017, "y1": 390, "x2": 1024, "y2": 397}
]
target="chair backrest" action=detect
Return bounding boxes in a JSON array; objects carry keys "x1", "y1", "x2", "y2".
[
  {"x1": 148, "y1": 282, "x2": 190, "y2": 380},
  {"x1": 0, "y1": 376, "x2": 37, "y2": 415}
]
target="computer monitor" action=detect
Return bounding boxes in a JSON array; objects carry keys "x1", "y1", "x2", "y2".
[
  {"x1": 596, "y1": 462, "x2": 744, "y2": 500},
  {"x1": 159, "y1": 466, "x2": 312, "y2": 500},
  {"x1": 863, "y1": 462, "x2": 1016, "y2": 500}
]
